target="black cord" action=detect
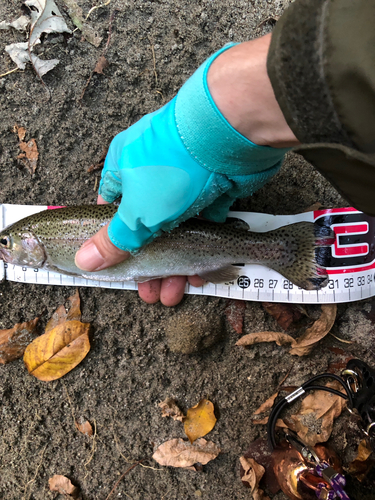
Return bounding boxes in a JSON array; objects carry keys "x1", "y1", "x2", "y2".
[
  {"x1": 303, "y1": 373, "x2": 354, "y2": 407},
  {"x1": 267, "y1": 374, "x2": 353, "y2": 450}
]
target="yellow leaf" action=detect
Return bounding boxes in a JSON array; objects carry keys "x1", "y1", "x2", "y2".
[
  {"x1": 23, "y1": 320, "x2": 90, "y2": 381},
  {"x1": 184, "y1": 398, "x2": 217, "y2": 444}
]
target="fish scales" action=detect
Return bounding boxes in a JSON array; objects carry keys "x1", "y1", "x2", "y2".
[{"x1": 0, "y1": 205, "x2": 334, "y2": 290}]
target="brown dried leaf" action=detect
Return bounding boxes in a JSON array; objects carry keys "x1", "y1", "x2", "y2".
[
  {"x1": 24, "y1": 320, "x2": 90, "y2": 381},
  {"x1": 152, "y1": 438, "x2": 220, "y2": 468},
  {"x1": 289, "y1": 304, "x2": 337, "y2": 356},
  {"x1": 45, "y1": 289, "x2": 81, "y2": 333},
  {"x1": 236, "y1": 331, "x2": 296, "y2": 348},
  {"x1": 17, "y1": 138, "x2": 39, "y2": 175},
  {"x1": 184, "y1": 398, "x2": 217, "y2": 443},
  {"x1": 283, "y1": 381, "x2": 347, "y2": 446},
  {"x1": 262, "y1": 302, "x2": 305, "y2": 331},
  {"x1": 0, "y1": 317, "x2": 39, "y2": 364},
  {"x1": 348, "y1": 439, "x2": 375, "y2": 481},
  {"x1": 14, "y1": 124, "x2": 26, "y2": 141},
  {"x1": 253, "y1": 393, "x2": 278, "y2": 416},
  {"x1": 252, "y1": 416, "x2": 270, "y2": 425},
  {"x1": 240, "y1": 438, "x2": 280, "y2": 495},
  {"x1": 94, "y1": 55, "x2": 109, "y2": 74},
  {"x1": 237, "y1": 305, "x2": 337, "y2": 357},
  {"x1": 239, "y1": 456, "x2": 271, "y2": 500},
  {"x1": 158, "y1": 397, "x2": 185, "y2": 422},
  {"x1": 75, "y1": 416, "x2": 93, "y2": 437},
  {"x1": 225, "y1": 299, "x2": 246, "y2": 334},
  {"x1": 48, "y1": 474, "x2": 80, "y2": 498}
]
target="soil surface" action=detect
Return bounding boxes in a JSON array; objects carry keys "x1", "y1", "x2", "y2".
[{"x1": 1, "y1": 1, "x2": 375, "y2": 499}]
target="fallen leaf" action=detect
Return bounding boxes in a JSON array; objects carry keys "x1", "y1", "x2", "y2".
[
  {"x1": 62, "y1": 0, "x2": 103, "y2": 47},
  {"x1": 262, "y1": 302, "x2": 305, "y2": 331},
  {"x1": 236, "y1": 305, "x2": 337, "y2": 357},
  {"x1": 240, "y1": 438, "x2": 280, "y2": 495},
  {"x1": 0, "y1": 318, "x2": 39, "y2": 364},
  {"x1": 152, "y1": 438, "x2": 220, "y2": 468},
  {"x1": 5, "y1": 42, "x2": 31, "y2": 70},
  {"x1": 17, "y1": 138, "x2": 39, "y2": 175},
  {"x1": 253, "y1": 393, "x2": 278, "y2": 416},
  {"x1": 24, "y1": 320, "x2": 90, "y2": 381},
  {"x1": 252, "y1": 416, "x2": 270, "y2": 425},
  {"x1": 283, "y1": 381, "x2": 347, "y2": 446},
  {"x1": 239, "y1": 456, "x2": 271, "y2": 500},
  {"x1": 0, "y1": 15, "x2": 30, "y2": 31},
  {"x1": 289, "y1": 304, "x2": 337, "y2": 356},
  {"x1": 236, "y1": 331, "x2": 296, "y2": 348},
  {"x1": 75, "y1": 416, "x2": 93, "y2": 437},
  {"x1": 48, "y1": 475, "x2": 80, "y2": 499},
  {"x1": 4, "y1": 0, "x2": 71, "y2": 79},
  {"x1": 184, "y1": 398, "x2": 217, "y2": 443},
  {"x1": 24, "y1": 290, "x2": 89, "y2": 381},
  {"x1": 253, "y1": 368, "x2": 293, "y2": 419},
  {"x1": 15, "y1": 125, "x2": 26, "y2": 141},
  {"x1": 45, "y1": 289, "x2": 81, "y2": 332},
  {"x1": 94, "y1": 55, "x2": 109, "y2": 74},
  {"x1": 224, "y1": 299, "x2": 246, "y2": 334},
  {"x1": 348, "y1": 439, "x2": 375, "y2": 481},
  {"x1": 158, "y1": 397, "x2": 185, "y2": 422}
]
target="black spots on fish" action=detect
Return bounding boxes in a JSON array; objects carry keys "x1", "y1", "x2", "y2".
[
  {"x1": 268, "y1": 222, "x2": 329, "y2": 290},
  {"x1": 308, "y1": 276, "x2": 329, "y2": 289}
]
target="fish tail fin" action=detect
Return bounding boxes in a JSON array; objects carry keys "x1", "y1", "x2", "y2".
[{"x1": 271, "y1": 222, "x2": 334, "y2": 291}]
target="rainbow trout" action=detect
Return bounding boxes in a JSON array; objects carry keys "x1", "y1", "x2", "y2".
[{"x1": 0, "y1": 205, "x2": 334, "y2": 290}]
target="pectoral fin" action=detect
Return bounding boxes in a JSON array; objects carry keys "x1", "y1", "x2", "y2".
[{"x1": 198, "y1": 266, "x2": 241, "y2": 284}]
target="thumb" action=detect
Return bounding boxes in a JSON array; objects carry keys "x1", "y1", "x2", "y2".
[{"x1": 75, "y1": 224, "x2": 130, "y2": 271}]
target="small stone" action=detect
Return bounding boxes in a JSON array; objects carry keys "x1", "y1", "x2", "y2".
[{"x1": 194, "y1": 491, "x2": 203, "y2": 498}]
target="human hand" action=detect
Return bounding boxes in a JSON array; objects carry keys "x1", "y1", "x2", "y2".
[
  {"x1": 75, "y1": 195, "x2": 206, "y2": 306},
  {"x1": 75, "y1": 39, "x2": 289, "y2": 305}
]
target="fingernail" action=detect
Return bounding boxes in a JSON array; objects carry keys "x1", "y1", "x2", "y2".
[{"x1": 75, "y1": 240, "x2": 105, "y2": 271}]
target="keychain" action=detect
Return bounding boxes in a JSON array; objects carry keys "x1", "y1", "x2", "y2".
[{"x1": 267, "y1": 359, "x2": 375, "y2": 500}]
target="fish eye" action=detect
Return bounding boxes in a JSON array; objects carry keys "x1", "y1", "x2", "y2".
[{"x1": 0, "y1": 236, "x2": 10, "y2": 248}]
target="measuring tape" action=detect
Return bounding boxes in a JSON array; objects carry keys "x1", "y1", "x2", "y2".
[{"x1": 1, "y1": 204, "x2": 374, "y2": 304}]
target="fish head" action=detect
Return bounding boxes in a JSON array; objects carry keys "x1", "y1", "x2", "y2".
[{"x1": 0, "y1": 227, "x2": 46, "y2": 267}]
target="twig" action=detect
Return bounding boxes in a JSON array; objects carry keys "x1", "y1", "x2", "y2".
[
  {"x1": 86, "y1": 0, "x2": 111, "y2": 21},
  {"x1": 105, "y1": 460, "x2": 144, "y2": 500},
  {"x1": 277, "y1": 364, "x2": 294, "y2": 392},
  {"x1": 147, "y1": 36, "x2": 158, "y2": 86},
  {"x1": 329, "y1": 332, "x2": 353, "y2": 344},
  {"x1": 22, "y1": 445, "x2": 47, "y2": 500},
  {"x1": 84, "y1": 419, "x2": 97, "y2": 467},
  {"x1": 0, "y1": 67, "x2": 19, "y2": 78},
  {"x1": 79, "y1": 9, "x2": 118, "y2": 101}
]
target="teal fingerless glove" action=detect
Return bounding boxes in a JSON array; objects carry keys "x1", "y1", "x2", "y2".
[{"x1": 100, "y1": 43, "x2": 290, "y2": 252}]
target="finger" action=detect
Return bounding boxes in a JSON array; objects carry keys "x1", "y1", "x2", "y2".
[
  {"x1": 160, "y1": 276, "x2": 187, "y2": 306},
  {"x1": 188, "y1": 275, "x2": 206, "y2": 287},
  {"x1": 75, "y1": 224, "x2": 130, "y2": 271},
  {"x1": 97, "y1": 195, "x2": 108, "y2": 204},
  {"x1": 138, "y1": 279, "x2": 162, "y2": 304}
]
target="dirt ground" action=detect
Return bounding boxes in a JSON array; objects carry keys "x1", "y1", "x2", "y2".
[{"x1": 1, "y1": 1, "x2": 375, "y2": 499}]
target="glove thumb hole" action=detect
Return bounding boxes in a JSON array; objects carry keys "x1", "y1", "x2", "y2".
[{"x1": 75, "y1": 224, "x2": 130, "y2": 272}]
